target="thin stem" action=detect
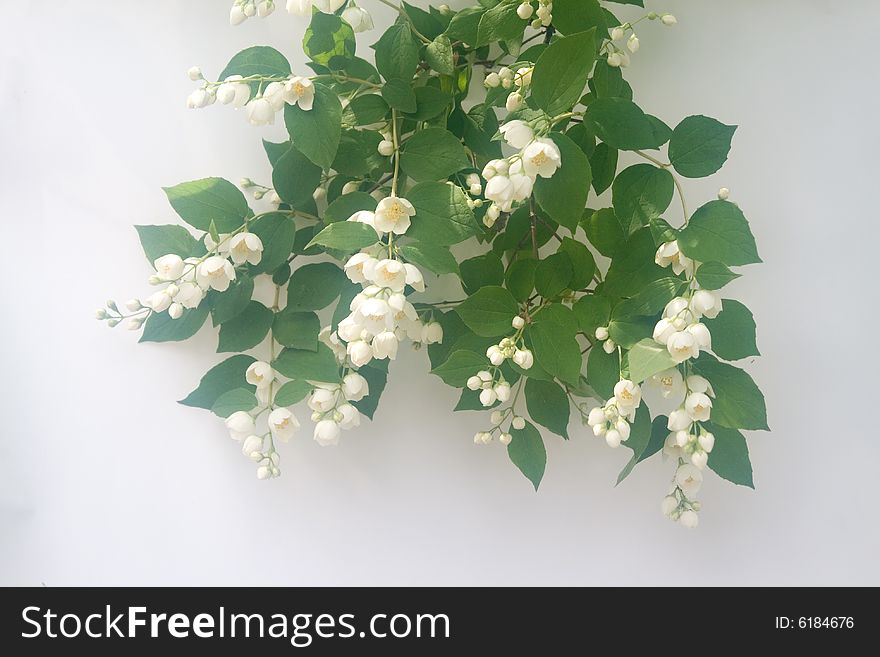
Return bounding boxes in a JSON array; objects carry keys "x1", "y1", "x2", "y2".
[{"x1": 375, "y1": 0, "x2": 432, "y2": 43}]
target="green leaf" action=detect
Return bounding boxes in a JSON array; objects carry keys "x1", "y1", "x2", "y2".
[
  {"x1": 219, "y1": 46, "x2": 291, "y2": 95},
  {"x1": 162, "y1": 178, "x2": 250, "y2": 233},
  {"x1": 272, "y1": 144, "x2": 323, "y2": 207},
  {"x1": 531, "y1": 29, "x2": 597, "y2": 116},
  {"x1": 607, "y1": 315, "x2": 653, "y2": 349},
  {"x1": 583, "y1": 207, "x2": 624, "y2": 257},
  {"x1": 373, "y1": 23, "x2": 419, "y2": 81},
  {"x1": 529, "y1": 305, "x2": 582, "y2": 387},
  {"x1": 627, "y1": 338, "x2": 678, "y2": 384},
  {"x1": 460, "y1": 252, "x2": 504, "y2": 295},
  {"x1": 217, "y1": 301, "x2": 273, "y2": 353},
  {"x1": 402, "y1": 2, "x2": 444, "y2": 39},
  {"x1": 551, "y1": 0, "x2": 608, "y2": 36},
  {"x1": 706, "y1": 422, "x2": 755, "y2": 488},
  {"x1": 586, "y1": 345, "x2": 619, "y2": 400},
  {"x1": 669, "y1": 115, "x2": 737, "y2": 178},
  {"x1": 612, "y1": 164, "x2": 674, "y2": 235},
  {"x1": 400, "y1": 128, "x2": 469, "y2": 182},
  {"x1": 431, "y1": 350, "x2": 486, "y2": 387},
  {"x1": 303, "y1": 11, "x2": 356, "y2": 69},
  {"x1": 352, "y1": 362, "x2": 388, "y2": 420},
  {"x1": 273, "y1": 309, "x2": 320, "y2": 351},
  {"x1": 572, "y1": 294, "x2": 611, "y2": 335},
  {"x1": 703, "y1": 299, "x2": 760, "y2": 361},
  {"x1": 179, "y1": 354, "x2": 256, "y2": 410},
  {"x1": 615, "y1": 276, "x2": 685, "y2": 317},
  {"x1": 455, "y1": 286, "x2": 519, "y2": 337},
  {"x1": 139, "y1": 305, "x2": 209, "y2": 343},
  {"x1": 284, "y1": 84, "x2": 342, "y2": 170},
  {"x1": 603, "y1": 228, "x2": 668, "y2": 297},
  {"x1": 505, "y1": 257, "x2": 537, "y2": 302},
  {"x1": 286, "y1": 262, "x2": 347, "y2": 311},
  {"x1": 274, "y1": 380, "x2": 313, "y2": 407},
  {"x1": 427, "y1": 310, "x2": 469, "y2": 369},
  {"x1": 693, "y1": 355, "x2": 769, "y2": 431},
  {"x1": 273, "y1": 344, "x2": 341, "y2": 384},
  {"x1": 307, "y1": 221, "x2": 379, "y2": 252},
  {"x1": 678, "y1": 200, "x2": 761, "y2": 266},
  {"x1": 324, "y1": 191, "x2": 377, "y2": 223},
  {"x1": 248, "y1": 213, "x2": 296, "y2": 274},
  {"x1": 425, "y1": 34, "x2": 455, "y2": 75},
  {"x1": 211, "y1": 276, "x2": 254, "y2": 326},
  {"x1": 476, "y1": 0, "x2": 526, "y2": 47},
  {"x1": 589, "y1": 143, "x2": 618, "y2": 195},
  {"x1": 444, "y1": 6, "x2": 484, "y2": 45},
  {"x1": 586, "y1": 98, "x2": 670, "y2": 151},
  {"x1": 615, "y1": 403, "x2": 653, "y2": 483},
  {"x1": 559, "y1": 237, "x2": 596, "y2": 290},
  {"x1": 590, "y1": 59, "x2": 633, "y2": 99},
  {"x1": 525, "y1": 378, "x2": 570, "y2": 439},
  {"x1": 211, "y1": 388, "x2": 258, "y2": 418},
  {"x1": 342, "y1": 94, "x2": 389, "y2": 126},
  {"x1": 399, "y1": 243, "x2": 460, "y2": 276},
  {"x1": 534, "y1": 252, "x2": 573, "y2": 299},
  {"x1": 408, "y1": 86, "x2": 453, "y2": 121},
  {"x1": 534, "y1": 133, "x2": 592, "y2": 232},
  {"x1": 695, "y1": 261, "x2": 741, "y2": 290},
  {"x1": 507, "y1": 420, "x2": 547, "y2": 490},
  {"x1": 134, "y1": 225, "x2": 202, "y2": 264},
  {"x1": 407, "y1": 181, "x2": 479, "y2": 245},
  {"x1": 381, "y1": 78, "x2": 417, "y2": 112}
]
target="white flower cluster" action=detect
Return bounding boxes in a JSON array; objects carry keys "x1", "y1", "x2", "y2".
[
  {"x1": 466, "y1": 316, "x2": 532, "y2": 408},
  {"x1": 593, "y1": 325, "x2": 617, "y2": 355},
  {"x1": 229, "y1": 0, "x2": 275, "y2": 26},
  {"x1": 603, "y1": 13, "x2": 676, "y2": 68},
  {"x1": 587, "y1": 380, "x2": 643, "y2": 448},
  {"x1": 653, "y1": 290, "x2": 720, "y2": 364},
  {"x1": 661, "y1": 463, "x2": 702, "y2": 528},
  {"x1": 187, "y1": 70, "x2": 315, "y2": 127},
  {"x1": 482, "y1": 120, "x2": 561, "y2": 225},
  {"x1": 307, "y1": 372, "x2": 369, "y2": 446},
  {"x1": 224, "y1": 396, "x2": 300, "y2": 481},
  {"x1": 484, "y1": 66, "x2": 533, "y2": 113},
  {"x1": 286, "y1": 0, "x2": 344, "y2": 17},
  {"x1": 520, "y1": 1, "x2": 552, "y2": 30},
  {"x1": 337, "y1": 196, "x2": 442, "y2": 368},
  {"x1": 473, "y1": 408, "x2": 527, "y2": 446}
]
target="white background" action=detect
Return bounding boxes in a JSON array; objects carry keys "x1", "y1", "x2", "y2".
[{"x1": 1, "y1": 0, "x2": 878, "y2": 586}]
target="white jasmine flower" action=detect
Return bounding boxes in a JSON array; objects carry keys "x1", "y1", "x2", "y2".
[
  {"x1": 679, "y1": 509, "x2": 699, "y2": 528},
  {"x1": 347, "y1": 209, "x2": 379, "y2": 234},
  {"x1": 691, "y1": 450, "x2": 709, "y2": 470},
  {"x1": 174, "y1": 281, "x2": 204, "y2": 309},
  {"x1": 187, "y1": 66, "x2": 203, "y2": 81},
  {"x1": 154, "y1": 254, "x2": 185, "y2": 281},
  {"x1": 667, "y1": 331, "x2": 699, "y2": 363},
  {"x1": 225, "y1": 411, "x2": 255, "y2": 441},
  {"x1": 611, "y1": 26, "x2": 626, "y2": 41},
  {"x1": 517, "y1": 2, "x2": 533, "y2": 20},
  {"x1": 347, "y1": 340, "x2": 373, "y2": 367},
  {"x1": 217, "y1": 75, "x2": 251, "y2": 107},
  {"x1": 257, "y1": 1, "x2": 275, "y2": 17},
  {"x1": 241, "y1": 434, "x2": 263, "y2": 459},
  {"x1": 467, "y1": 375, "x2": 482, "y2": 391},
  {"x1": 663, "y1": 432, "x2": 682, "y2": 458},
  {"x1": 377, "y1": 140, "x2": 394, "y2": 156},
  {"x1": 595, "y1": 326, "x2": 610, "y2": 341},
  {"x1": 500, "y1": 120, "x2": 535, "y2": 149},
  {"x1": 485, "y1": 72, "x2": 501, "y2": 88},
  {"x1": 372, "y1": 331, "x2": 399, "y2": 359},
  {"x1": 499, "y1": 432, "x2": 512, "y2": 446},
  {"x1": 146, "y1": 289, "x2": 173, "y2": 313},
  {"x1": 482, "y1": 159, "x2": 508, "y2": 180},
  {"x1": 283, "y1": 76, "x2": 315, "y2": 111},
  {"x1": 506, "y1": 92, "x2": 524, "y2": 112},
  {"x1": 263, "y1": 81, "x2": 286, "y2": 112},
  {"x1": 686, "y1": 375, "x2": 714, "y2": 397},
  {"x1": 342, "y1": 373, "x2": 369, "y2": 401},
  {"x1": 228, "y1": 232, "x2": 264, "y2": 266},
  {"x1": 494, "y1": 382, "x2": 511, "y2": 403},
  {"x1": 650, "y1": 368, "x2": 685, "y2": 399},
  {"x1": 357, "y1": 298, "x2": 394, "y2": 334},
  {"x1": 196, "y1": 256, "x2": 236, "y2": 292},
  {"x1": 421, "y1": 322, "x2": 443, "y2": 344},
  {"x1": 370, "y1": 259, "x2": 408, "y2": 292},
  {"x1": 204, "y1": 233, "x2": 230, "y2": 255},
  {"x1": 605, "y1": 429, "x2": 622, "y2": 448},
  {"x1": 513, "y1": 348, "x2": 534, "y2": 369},
  {"x1": 256, "y1": 465, "x2": 272, "y2": 480},
  {"x1": 616, "y1": 419, "x2": 631, "y2": 441},
  {"x1": 514, "y1": 67, "x2": 533, "y2": 87},
  {"x1": 246, "y1": 361, "x2": 275, "y2": 389},
  {"x1": 485, "y1": 175, "x2": 516, "y2": 212},
  {"x1": 667, "y1": 409, "x2": 692, "y2": 432},
  {"x1": 664, "y1": 296, "x2": 690, "y2": 319},
  {"x1": 374, "y1": 196, "x2": 415, "y2": 234},
  {"x1": 690, "y1": 290, "x2": 722, "y2": 319},
  {"x1": 522, "y1": 138, "x2": 562, "y2": 178},
  {"x1": 403, "y1": 263, "x2": 425, "y2": 292},
  {"x1": 268, "y1": 408, "x2": 299, "y2": 442},
  {"x1": 512, "y1": 316, "x2": 525, "y2": 330},
  {"x1": 343, "y1": 252, "x2": 378, "y2": 285},
  {"x1": 685, "y1": 392, "x2": 713, "y2": 422},
  {"x1": 654, "y1": 241, "x2": 695, "y2": 277},
  {"x1": 627, "y1": 34, "x2": 640, "y2": 53},
  {"x1": 313, "y1": 419, "x2": 341, "y2": 446},
  {"x1": 607, "y1": 52, "x2": 622, "y2": 67},
  {"x1": 246, "y1": 97, "x2": 276, "y2": 126},
  {"x1": 167, "y1": 302, "x2": 184, "y2": 319},
  {"x1": 308, "y1": 387, "x2": 338, "y2": 413},
  {"x1": 698, "y1": 431, "x2": 715, "y2": 453},
  {"x1": 675, "y1": 463, "x2": 703, "y2": 497},
  {"x1": 342, "y1": 4, "x2": 373, "y2": 32},
  {"x1": 230, "y1": 3, "x2": 247, "y2": 25},
  {"x1": 512, "y1": 416, "x2": 526, "y2": 430},
  {"x1": 587, "y1": 407, "x2": 606, "y2": 426},
  {"x1": 603, "y1": 338, "x2": 617, "y2": 354},
  {"x1": 613, "y1": 380, "x2": 642, "y2": 413},
  {"x1": 661, "y1": 495, "x2": 678, "y2": 516},
  {"x1": 487, "y1": 345, "x2": 505, "y2": 366},
  {"x1": 686, "y1": 322, "x2": 712, "y2": 351},
  {"x1": 479, "y1": 388, "x2": 497, "y2": 407}
]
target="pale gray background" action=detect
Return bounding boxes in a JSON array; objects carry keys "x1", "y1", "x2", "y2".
[{"x1": 1, "y1": 0, "x2": 877, "y2": 586}]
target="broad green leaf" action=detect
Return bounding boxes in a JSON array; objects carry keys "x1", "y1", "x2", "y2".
[
  {"x1": 431, "y1": 350, "x2": 486, "y2": 387},
  {"x1": 603, "y1": 228, "x2": 668, "y2": 297},
  {"x1": 381, "y1": 78, "x2": 417, "y2": 112},
  {"x1": 248, "y1": 213, "x2": 296, "y2": 274},
  {"x1": 505, "y1": 257, "x2": 537, "y2": 302},
  {"x1": 531, "y1": 29, "x2": 597, "y2": 116},
  {"x1": 460, "y1": 252, "x2": 504, "y2": 294},
  {"x1": 284, "y1": 84, "x2": 342, "y2": 170},
  {"x1": 507, "y1": 420, "x2": 547, "y2": 490},
  {"x1": 551, "y1": 0, "x2": 608, "y2": 36},
  {"x1": 695, "y1": 261, "x2": 741, "y2": 290},
  {"x1": 217, "y1": 301, "x2": 273, "y2": 352},
  {"x1": 534, "y1": 133, "x2": 592, "y2": 232},
  {"x1": 566, "y1": 122, "x2": 596, "y2": 157},
  {"x1": 615, "y1": 403, "x2": 653, "y2": 483},
  {"x1": 272, "y1": 145, "x2": 323, "y2": 207},
  {"x1": 693, "y1": 355, "x2": 769, "y2": 431},
  {"x1": 304, "y1": 11, "x2": 356, "y2": 69},
  {"x1": 607, "y1": 315, "x2": 653, "y2": 349},
  {"x1": 425, "y1": 34, "x2": 455, "y2": 75},
  {"x1": 559, "y1": 237, "x2": 596, "y2": 290},
  {"x1": 525, "y1": 378, "x2": 570, "y2": 439},
  {"x1": 399, "y1": 243, "x2": 460, "y2": 276},
  {"x1": 586, "y1": 344, "x2": 619, "y2": 400},
  {"x1": 211, "y1": 388, "x2": 258, "y2": 418},
  {"x1": 590, "y1": 143, "x2": 618, "y2": 194},
  {"x1": 331, "y1": 129, "x2": 384, "y2": 178},
  {"x1": 459, "y1": 104, "x2": 503, "y2": 159},
  {"x1": 612, "y1": 164, "x2": 674, "y2": 234},
  {"x1": 274, "y1": 380, "x2": 313, "y2": 407},
  {"x1": 476, "y1": 0, "x2": 526, "y2": 47},
  {"x1": 342, "y1": 94, "x2": 390, "y2": 126},
  {"x1": 614, "y1": 277, "x2": 685, "y2": 317},
  {"x1": 219, "y1": 46, "x2": 291, "y2": 95},
  {"x1": 286, "y1": 262, "x2": 347, "y2": 311},
  {"x1": 407, "y1": 181, "x2": 479, "y2": 245},
  {"x1": 706, "y1": 422, "x2": 755, "y2": 488},
  {"x1": 140, "y1": 305, "x2": 209, "y2": 343},
  {"x1": 586, "y1": 98, "x2": 671, "y2": 151},
  {"x1": 273, "y1": 309, "x2": 320, "y2": 351},
  {"x1": 455, "y1": 286, "x2": 519, "y2": 337},
  {"x1": 179, "y1": 354, "x2": 256, "y2": 410},
  {"x1": 162, "y1": 178, "x2": 250, "y2": 233},
  {"x1": 134, "y1": 225, "x2": 203, "y2": 264},
  {"x1": 678, "y1": 200, "x2": 761, "y2": 266},
  {"x1": 352, "y1": 361, "x2": 388, "y2": 420},
  {"x1": 583, "y1": 207, "x2": 625, "y2": 257},
  {"x1": 373, "y1": 23, "x2": 419, "y2": 81},
  {"x1": 324, "y1": 191, "x2": 377, "y2": 223},
  {"x1": 408, "y1": 86, "x2": 453, "y2": 121},
  {"x1": 572, "y1": 294, "x2": 611, "y2": 335},
  {"x1": 590, "y1": 59, "x2": 633, "y2": 99},
  {"x1": 427, "y1": 310, "x2": 469, "y2": 369},
  {"x1": 402, "y1": 2, "x2": 444, "y2": 39},
  {"x1": 627, "y1": 338, "x2": 678, "y2": 384},
  {"x1": 211, "y1": 276, "x2": 254, "y2": 326},
  {"x1": 534, "y1": 252, "x2": 574, "y2": 299},
  {"x1": 529, "y1": 305, "x2": 582, "y2": 387},
  {"x1": 307, "y1": 221, "x2": 380, "y2": 252},
  {"x1": 703, "y1": 299, "x2": 760, "y2": 361},
  {"x1": 669, "y1": 115, "x2": 737, "y2": 178},
  {"x1": 400, "y1": 128, "x2": 469, "y2": 181},
  {"x1": 444, "y1": 6, "x2": 485, "y2": 45},
  {"x1": 273, "y1": 344, "x2": 341, "y2": 384}
]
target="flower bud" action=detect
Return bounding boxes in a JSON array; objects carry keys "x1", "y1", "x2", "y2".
[
  {"x1": 485, "y1": 72, "x2": 501, "y2": 88},
  {"x1": 661, "y1": 495, "x2": 678, "y2": 516},
  {"x1": 718, "y1": 187, "x2": 730, "y2": 200},
  {"x1": 516, "y1": 2, "x2": 533, "y2": 20},
  {"x1": 438, "y1": 4, "x2": 451, "y2": 15},
  {"x1": 479, "y1": 388, "x2": 497, "y2": 407},
  {"x1": 241, "y1": 434, "x2": 263, "y2": 457},
  {"x1": 607, "y1": 52, "x2": 622, "y2": 68},
  {"x1": 512, "y1": 316, "x2": 525, "y2": 330},
  {"x1": 690, "y1": 450, "x2": 709, "y2": 470},
  {"x1": 125, "y1": 299, "x2": 142, "y2": 312},
  {"x1": 378, "y1": 139, "x2": 395, "y2": 156},
  {"x1": 512, "y1": 416, "x2": 526, "y2": 430},
  {"x1": 95, "y1": 308, "x2": 109, "y2": 320},
  {"x1": 698, "y1": 432, "x2": 715, "y2": 453},
  {"x1": 679, "y1": 510, "x2": 699, "y2": 528},
  {"x1": 494, "y1": 382, "x2": 511, "y2": 403},
  {"x1": 486, "y1": 345, "x2": 505, "y2": 366},
  {"x1": 605, "y1": 429, "x2": 622, "y2": 448},
  {"x1": 257, "y1": 0, "x2": 275, "y2": 18},
  {"x1": 661, "y1": 14, "x2": 677, "y2": 26},
  {"x1": 491, "y1": 410, "x2": 504, "y2": 425},
  {"x1": 595, "y1": 326, "x2": 609, "y2": 341},
  {"x1": 505, "y1": 92, "x2": 523, "y2": 112},
  {"x1": 627, "y1": 34, "x2": 640, "y2": 53},
  {"x1": 187, "y1": 66, "x2": 203, "y2": 81},
  {"x1": 611, "y1": 26, "x2": 625, "y2": 41},
  {"x1": 602, "y1": 339, "x2": 617, "y2": 354},
  {"x1": 257, "y1": 465, "x2": 272, "y2": 480},
  {"x1": 168, "y1": 303, "x2": 184, "y2": 320},
  {"x1": 230, "y1": 4, "x2": 247, "y2": 25},
  {"x1": 499, "y1": 432, "x2": 513, "y2": 446},
  {"x1": 126, "y1": 317, "x2": 145, "y2": 330}
]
